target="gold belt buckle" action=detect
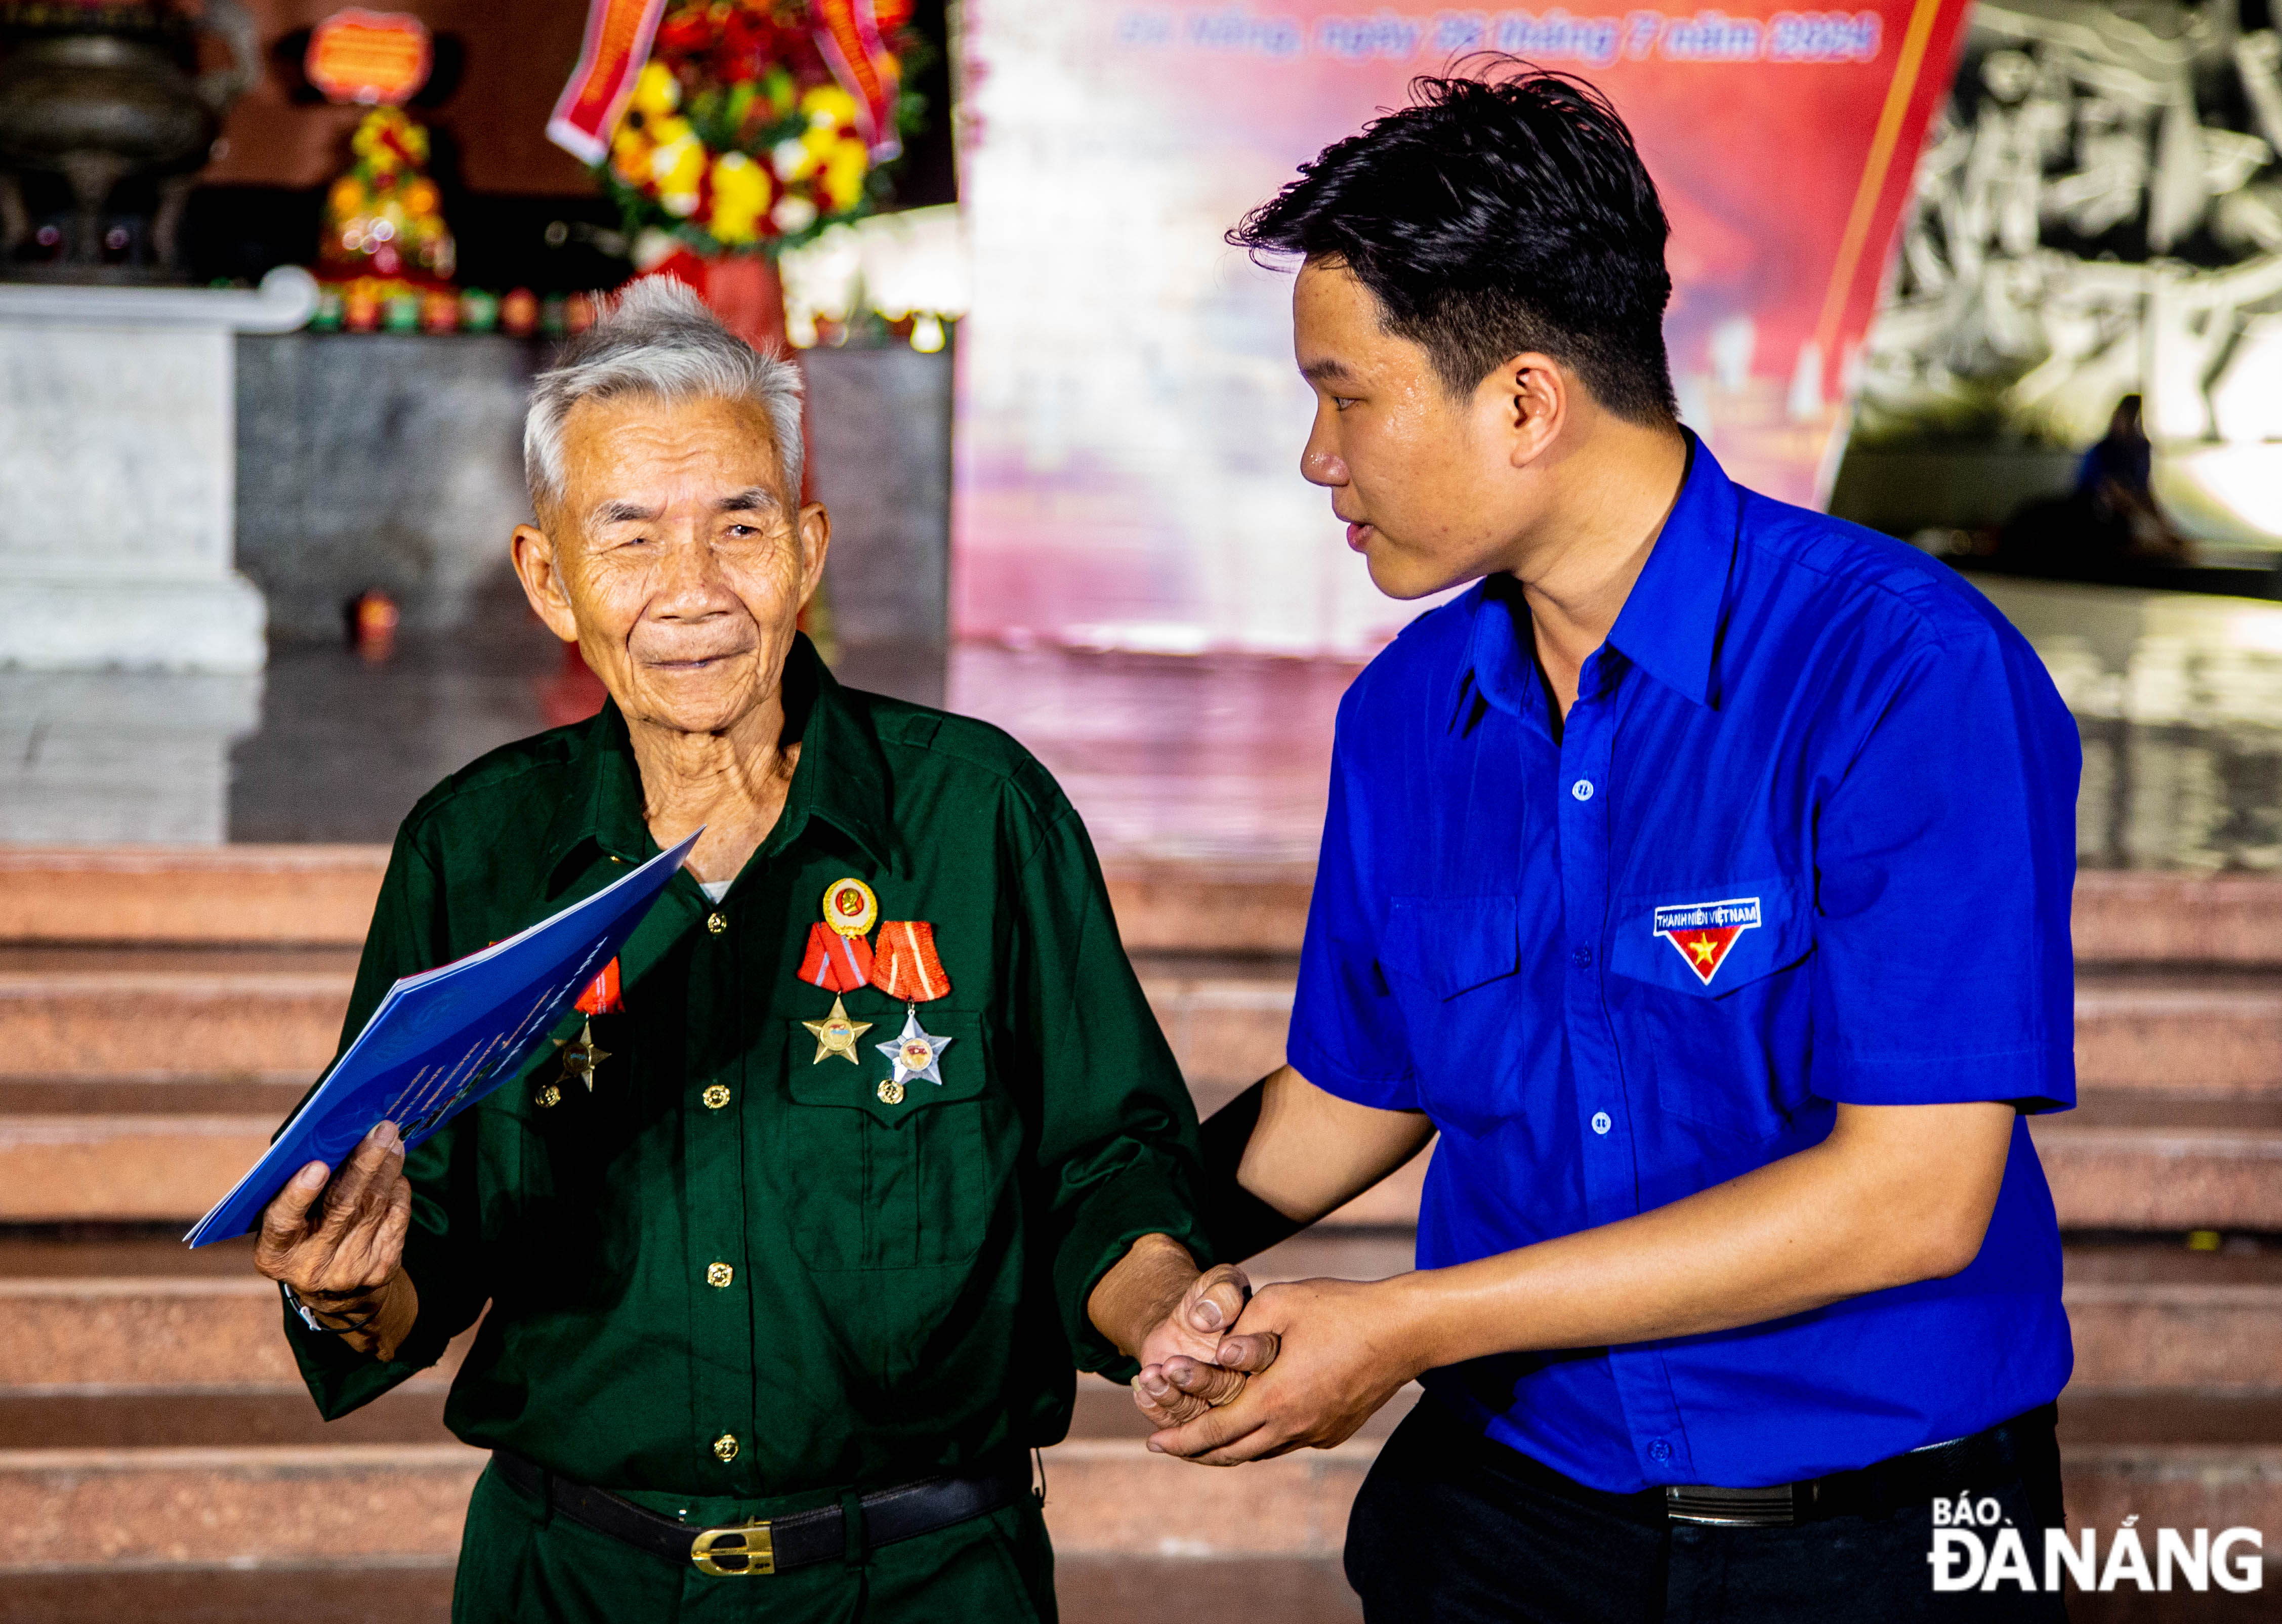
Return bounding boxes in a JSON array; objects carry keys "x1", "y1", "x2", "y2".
[{"x1": 689, "y1": 1518, "x2": 774, "y2": 1576}]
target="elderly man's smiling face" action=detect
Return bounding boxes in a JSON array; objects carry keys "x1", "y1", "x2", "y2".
[{"x1": 513, "y1": 391, "x2": 827, "y2": 739}]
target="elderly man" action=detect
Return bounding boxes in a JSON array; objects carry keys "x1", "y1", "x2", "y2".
[{"x1": 250, "y1": 279, "x2": 1257, "y2": 1622}]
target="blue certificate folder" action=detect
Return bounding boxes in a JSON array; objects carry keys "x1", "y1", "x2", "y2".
[{"x1": 185, "y1": 829, "x2": 701, "y2": 1248}]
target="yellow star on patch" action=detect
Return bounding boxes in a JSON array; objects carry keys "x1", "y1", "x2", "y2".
[
  {"x1": 803, "y1": 995, "x2": 873, "y2": 1065},
  {"x1": 1687, "y1": 936, "x2": 1719, "y2": 966}
]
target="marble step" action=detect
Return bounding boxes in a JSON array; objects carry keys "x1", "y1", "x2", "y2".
[
  {"x1": 6, "y1": 846, "x2": 2282, "y2": 966},
  {"x1": 0, "y1": 846, "x2": 389, "y2": 949},
  {"x1": 4, "y1": 1268, "x2": 2271, "y2": 1409},
  {"x1": 7, "y1": 1111, "x2": 2281, "y2": 1230},
  {"x1": 2031, "y1": 1120, "x2": 2282, "y2": 1232},
  {"x1": 0, "y1": 1103, "x2": 1430, "y2": 1226},
  {"x1": 5, "y1": 949, "x2": 2281, "y2": 1099},
  {"x1": 1, "y1": 1431, "x2": 2275, "y2": 1574},
  {"x1": 0, "y1": 954, "x2": 355, "y2": 1078}
]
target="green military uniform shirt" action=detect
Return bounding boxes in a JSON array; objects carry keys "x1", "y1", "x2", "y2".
[{"x1": 281, "y1": 637, "x2": 1209, "y2": 1619}]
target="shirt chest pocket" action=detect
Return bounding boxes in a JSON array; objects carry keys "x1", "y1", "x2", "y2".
[
  {"x1": 772, "y1": 1008, "x2": 1005, "y2": 1272},
  {"x1": 1379, "y1": 896, "x2": 1542, "y2": 1132},
  {"x1": 1606, "y1": 878, "x2": 1812, "y2": 999}
]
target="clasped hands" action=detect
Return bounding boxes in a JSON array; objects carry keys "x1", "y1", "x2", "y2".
[{"x1": 1134, "y1": 1267, "x2": 1420, "y2": 1468}]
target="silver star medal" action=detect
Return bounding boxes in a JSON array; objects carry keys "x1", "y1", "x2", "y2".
[{"x1": 877, "y1": 1007, "x2": 953, "y2": 1088}]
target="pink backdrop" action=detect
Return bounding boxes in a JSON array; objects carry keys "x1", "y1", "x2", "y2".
[{"x1": 952, "y1": 1, "x2": 1969, "y2": 656}]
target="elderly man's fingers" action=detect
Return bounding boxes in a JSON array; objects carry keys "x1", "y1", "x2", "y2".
[
  {"x1": 254, "y1": 1160, "x2": 333, "y2": 1266},
  {"x1": 1211, "y1": 1328, "x2": 1281, "y2": 1373},
  {"x1": 1132, "y1": 1365, "x2": 1214, "y2": 1429},
  {"x1": 322, "y1": 1163, "x2": 413, "y2": 1294},
  {"x1": 1166, "y1": 1355, "x2": 1249, "y2": 1409},
  {"x1": 1182, "y1": 1264, "x2": 1252, "y2": 1334},
  {"x1": 310, "y1": 1122, "x2": 401, "y2": 1246},
  {"x1": 315, "y1": 1122, "x2": 404, "y2": 1250}
]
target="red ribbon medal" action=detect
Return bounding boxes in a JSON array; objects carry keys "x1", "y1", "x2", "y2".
[
  {"x1": 869, "y1": 920, "x2": 950, "y2": 1003},
  {"x1": 800, "y1": 878, "x2": 880, "y2": 994},
  {"x1": 574, "y1": 957, "x2": 623, "y2": 1014},
  {"x1": 799, "y1": 925, "x2": 875, "y2": 992}
]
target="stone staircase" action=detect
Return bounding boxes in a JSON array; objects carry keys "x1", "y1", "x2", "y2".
[{"x1": 0, "y1": 851, "x2": 2275, "y2": 1620}]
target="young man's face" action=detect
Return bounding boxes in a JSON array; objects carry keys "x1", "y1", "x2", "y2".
[{"x1": 1292, "y1": 259, "x2": 1534, "y2": 600}]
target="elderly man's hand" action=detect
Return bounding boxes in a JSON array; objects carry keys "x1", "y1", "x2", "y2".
[
  {"x1": 253, "y1": 1120, "x2": 420, "y2": 1362},
  {"x1": 1131, "y1": 1265, "x2": 1282, "y2": 1428}
]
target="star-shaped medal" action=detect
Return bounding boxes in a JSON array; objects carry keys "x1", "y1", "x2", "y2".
[
  {"x1": 554, "y1": 1018, "x2": 612, "y2": 1092},
  {"x1": 803, "y1": 995, "x2": 873, "y2": 1065},
  {"x1": 877, "y1": 1007, "x2": 952, "y2": 1087}
]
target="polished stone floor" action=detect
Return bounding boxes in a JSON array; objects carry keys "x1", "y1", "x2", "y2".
[{"x1": 3, "y1": 574, "x2": 2281, "y2": 869}]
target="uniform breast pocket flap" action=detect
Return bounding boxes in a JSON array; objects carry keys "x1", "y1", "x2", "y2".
[
  {"x1": 785, "y1": 1007, "x2": 986, "y2": 1126},
  {"x1": 1609, "y1": 880, "x2": 1810, "y2": 998},
  {"x1": 1381, "y1": 896, "x2": 1521, "y2": 1001}
]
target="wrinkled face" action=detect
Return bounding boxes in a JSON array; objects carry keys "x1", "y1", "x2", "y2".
[
  {"x1": 520, "y1": 392, "x2": 826, "y2": 739},
  {"x1": 1292, "y1": 260, "x2": 1537, "y2": 601}
]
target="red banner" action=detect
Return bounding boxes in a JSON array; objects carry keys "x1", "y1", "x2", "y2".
[
  {"x1": 548, "y1": 0, "x2": 672, "y2": 168},
  {"x1": 952, "y1": 1, "x2": 1976, "y2": 658},
  {"x1": 812, "y1": 0, "x2": 903, "y2": 161}
]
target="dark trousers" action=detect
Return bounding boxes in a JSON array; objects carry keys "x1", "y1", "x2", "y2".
[{"x1": 1345, "y1": 1398, "x2": 2068, "y2": 1623}]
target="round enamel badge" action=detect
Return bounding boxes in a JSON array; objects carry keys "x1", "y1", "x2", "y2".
[
  {"x1": 899, "y1": 1037, "x2": 935, "y2": 1070},
  {"x1": 821, "y1": 877, "x2": 879, "y2": 938}
]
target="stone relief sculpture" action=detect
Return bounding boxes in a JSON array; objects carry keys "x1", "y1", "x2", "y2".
[{"x1": 1858, "y1": 0, "x2": 2282, "y2": 544}]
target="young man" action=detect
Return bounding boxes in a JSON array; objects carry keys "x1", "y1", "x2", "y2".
[{"x1": 1133, "y1": 66, "x2": 2079, "y2": 1622}]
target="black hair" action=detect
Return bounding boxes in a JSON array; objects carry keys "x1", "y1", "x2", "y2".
[{"x1": 1230, "y1": 59, "x2": 1677, "y2": 424}]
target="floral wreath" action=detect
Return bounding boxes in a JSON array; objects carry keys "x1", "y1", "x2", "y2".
[{"x1": 601, "y1": 0, "x2": 920, "y2": 255}]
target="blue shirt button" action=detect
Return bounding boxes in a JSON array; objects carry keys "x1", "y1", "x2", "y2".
[
  {"x1": 1649, "y1": 1439, "x2": 1673, "y2": 1464},
  {"x1": 1591, "y1": 1110, "x2": 1612, "y2": 1135},
  {"x1": 1571, "y1": 779, "x2": 1595, "y2": 801},
  {"x1": 1572, "y1": 945, "x2": 1593, "y2": 968}
]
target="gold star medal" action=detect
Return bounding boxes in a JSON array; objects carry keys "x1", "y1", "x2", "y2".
[
  {"x1": 553, "y1": 958, "x2": 623, "y2": 1092},
  {"x1": 555, "y1": 1019, "x2": 612, "y2": 1092},
  {"x1": 803, "y1": 994, "x2": 873, "y2": 1065}
]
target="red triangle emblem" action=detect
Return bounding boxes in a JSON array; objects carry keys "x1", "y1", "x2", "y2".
[{"x1": 1661, "y1": 925, "x2": 1744, "y2": 986}]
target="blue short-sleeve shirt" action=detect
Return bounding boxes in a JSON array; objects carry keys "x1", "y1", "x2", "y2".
[{"x1": 1288, "y1": 436, "x2": 2079, "y2": 1493}]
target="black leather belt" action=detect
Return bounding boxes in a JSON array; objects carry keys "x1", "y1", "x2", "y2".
[
  {"x1": 1664, "y1": 1402, "x2": 2061, "y2": 1527},
  {"x1": 491, "y1": 1449, "x2": 1035, "y2": 1576}
]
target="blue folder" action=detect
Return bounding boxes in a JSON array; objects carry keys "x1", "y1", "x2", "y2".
[{"x1": 185, "y1": 829, "x2": 700, "y2": 1248}]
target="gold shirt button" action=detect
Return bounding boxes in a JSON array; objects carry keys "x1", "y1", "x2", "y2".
[
  {"x1": 533, "y1": 1083, "x2": 562, "y2": 1109},
  {"x1": 706, "y1": 911, "x2": 728, "y2": 935},
  {"x1": 876, "y1": 1079, "x2": 905, "y2": 1105},
  {"x1": 706, "y1": 1261, "x2": 734, "y2": 1289},
  {"x1": 702, "y1": 1084, "x2": 731, "y2": 1110},
  {"x1": 713, "y1": 1433, "x2": 739, "y2": 1463}
]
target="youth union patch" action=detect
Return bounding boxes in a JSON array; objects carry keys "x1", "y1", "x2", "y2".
[{"x1": 1651, "y1": 896, "x2": 1762, "y2": 986}]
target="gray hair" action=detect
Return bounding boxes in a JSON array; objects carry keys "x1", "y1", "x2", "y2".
[{"x1": 523, "y1": 276, "x2": 805, "y2": 520}]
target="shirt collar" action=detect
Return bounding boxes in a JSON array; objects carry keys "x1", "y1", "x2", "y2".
[
  {"x1": 540, "y1": 632, "x2": 896, "y2": 887},
  {"x1": 1446, "y1": 430, "x2": 1737, "y2": 730},
  {"x1": 1602, "y1": 431, "x2": 1735, "y2": 710}
]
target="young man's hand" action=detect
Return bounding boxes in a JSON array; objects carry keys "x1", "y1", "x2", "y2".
[{"x1": 1145, "y1": 1275, "x2": 1420, "y2": 1465}]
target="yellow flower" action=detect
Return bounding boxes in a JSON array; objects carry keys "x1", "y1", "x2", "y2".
[
  {"x1": 823, "y1": 139, "x2": 867, "y2": 212},
  {"x1": 651, "y1": 134, "x2": 708, "y2": 196},
  {"x1": 326, "y1": 177, "x2": 363, "y2": 218},
  {"x1": 401, "y1": 178, "x2": 439, "y2": 217},
  {"x1": 649, "y1": 114, "x2": 693, "y2": 147},
  {"x1": 800, "y1": 83, "x2": 858, "y2": 132},
  {"x1": 708, "y1": 150, "x2": 771, "y2": 243},
  {"x1": 631, "y1": 61, "x2": 680, "y2": 118},
  {"x1": 610, "y1": 128, "x2": 653, "y2": 187},
  {"x1": 772, "y1": 136, "x2": 817, "y2": 183}
]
